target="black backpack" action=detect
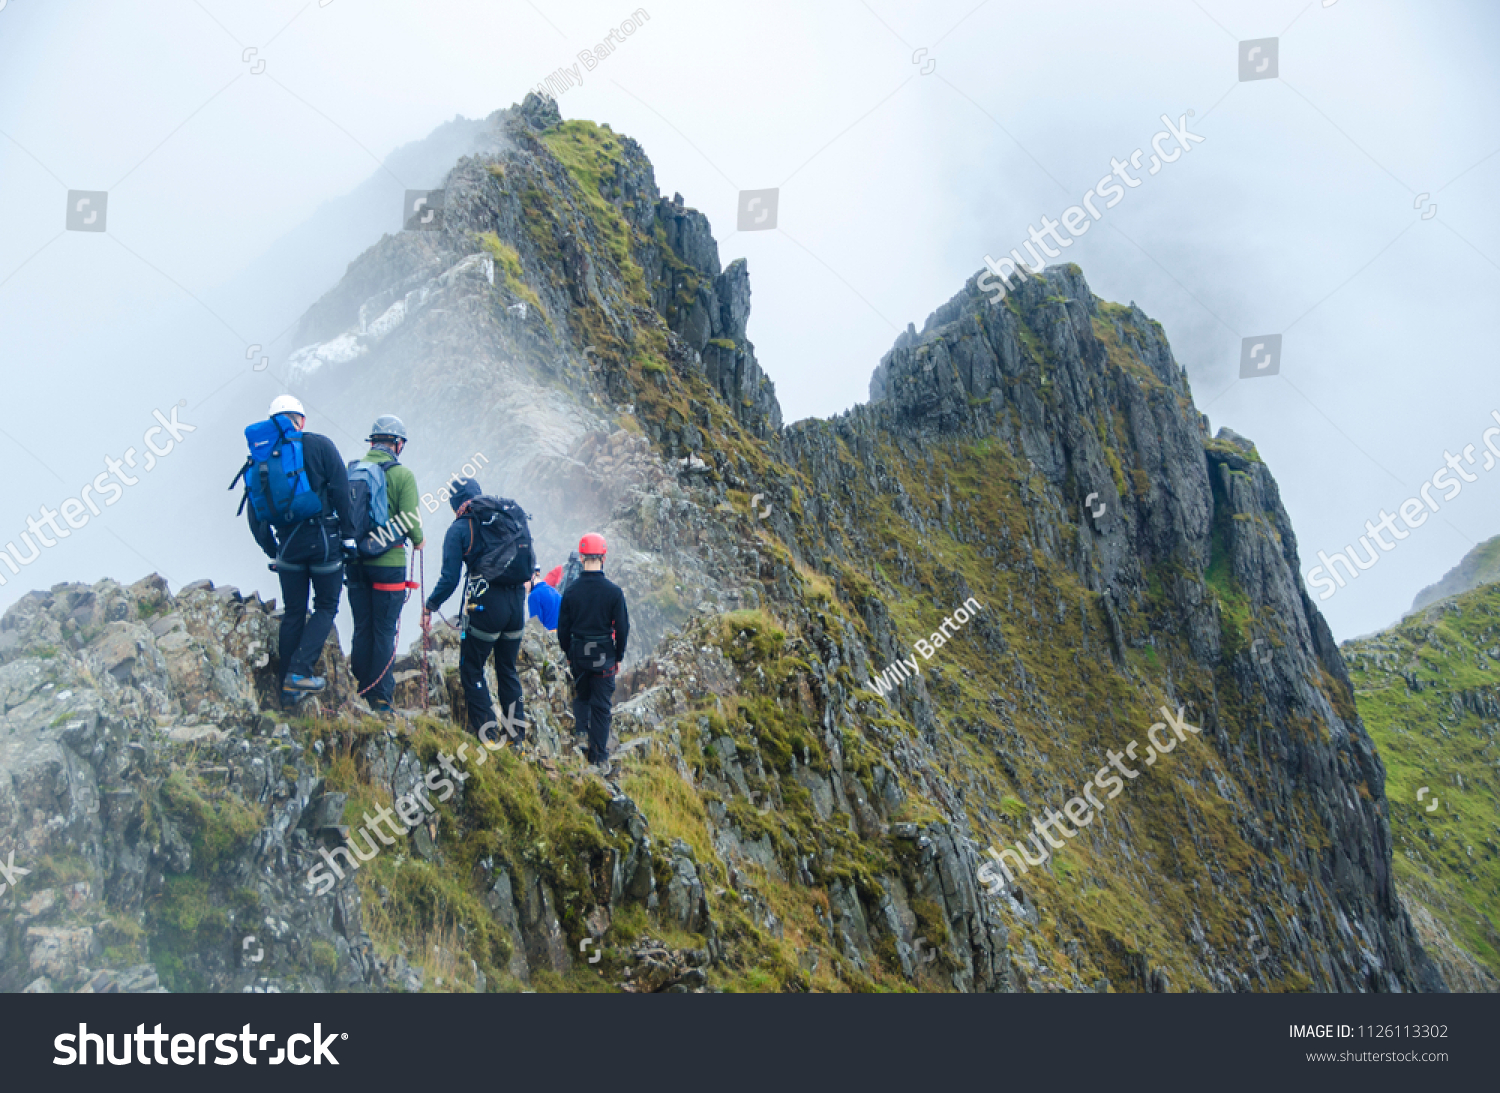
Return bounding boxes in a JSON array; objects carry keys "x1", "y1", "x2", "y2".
[{"x1": 464, "y1": 496, "x2": 534, "y2": 585}]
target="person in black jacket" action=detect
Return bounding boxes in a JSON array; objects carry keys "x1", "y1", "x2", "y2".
[
  {"x1": 245, "y1": 395, "x2": 356, "y2": 706},
  {"x1": 421, "y1": 477, "x2": 534, "y2": 746},
  {"x1": 556, "y1": 532, "x2": 629, "y2": 770}
]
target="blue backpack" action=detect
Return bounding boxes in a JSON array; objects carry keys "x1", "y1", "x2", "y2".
[{"x1": 232, "y1": 416, "x2": 322, "y2": 527}]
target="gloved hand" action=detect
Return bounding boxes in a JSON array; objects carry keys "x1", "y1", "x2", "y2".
[{"x1": 342, "y1": 539, "x2": 359, "y2": 564}]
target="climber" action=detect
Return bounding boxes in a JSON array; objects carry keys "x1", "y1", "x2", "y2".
[
  {"x1": 237, "y1": 395, "x2": 355, "y2": 708},
  {"x1": 345, "y1": 415, "x2": 425, "y2": 713},
  {"x1": 421, "y1": 477, "x2": 535, "y2": 747},
  {"x1": 526, "y1": 565, "x2": 561, "y2": 632},
  {"x1": 557, "y1": 532, "x2": 630, "y2": 773}
]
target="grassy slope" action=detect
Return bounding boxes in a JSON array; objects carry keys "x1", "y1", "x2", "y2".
[{"x1": 1343, "y1": 587, "x2": 1500, "y2": 986}]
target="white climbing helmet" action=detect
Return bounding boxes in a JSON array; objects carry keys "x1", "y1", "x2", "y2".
[{"x1": 268, "y1": 394, "x2": 306, "y2": 419}]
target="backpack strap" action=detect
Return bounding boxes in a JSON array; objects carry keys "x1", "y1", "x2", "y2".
[
  {"x1": 229, "y1": 457, "x2": 252, "y2": 491},
  {"x1": 231, "y1": 457, "x2": 253, "y2": 515}
]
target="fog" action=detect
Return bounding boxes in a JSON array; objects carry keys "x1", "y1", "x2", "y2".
[{"x1": 1, "y1": 0, "x2": 1497, "y2": 643}]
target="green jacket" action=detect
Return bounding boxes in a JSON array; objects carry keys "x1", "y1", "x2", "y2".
[{"x1": 358, "y1": 447, "x2": 425, "y2": 569}]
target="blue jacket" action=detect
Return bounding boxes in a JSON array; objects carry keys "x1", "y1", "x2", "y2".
[
  {"x1": 424, "y1": 479, "x2": 483, "y2": 611},
  {"x1": 424, "y1": 517, "x2": 470, "y2": 612},
  {"x1": 528, "y1": 581, "x2": 561, "y2": 630},
  {"x1": 424, "y1": 484, "x2": 537, "y2": 611}
]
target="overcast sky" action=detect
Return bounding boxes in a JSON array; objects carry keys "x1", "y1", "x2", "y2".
[{"x1": 1, "y1": 0, "x2": 1497, "y2": 642}]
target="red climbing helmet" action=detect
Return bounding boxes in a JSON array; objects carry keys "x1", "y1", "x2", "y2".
[{"x1": 578, "y1": 533, "x2": 607, "y2": 557}]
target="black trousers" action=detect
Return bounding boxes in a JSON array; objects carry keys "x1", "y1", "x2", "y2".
[
  {"x1": 347, "y1": 563, "x2": 405, "y2": 705},
  {"x1": 572, "y1": 671, "x2": 615, "y2": 763},
  {"x1": 277, "y1": 563, "x2": 343, "y2": 683},
  {"x1": 459, "y1": 582, "x2": 526, "y2": 739}
]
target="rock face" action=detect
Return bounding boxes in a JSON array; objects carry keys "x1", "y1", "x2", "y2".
[
  {"x1": 0, "y1": 576, "x2": 687, "y2": 993},
  {"x1": 775, "y1": 266, "x2": 1444, "y2": 991},
  {"x1": 0, "y1": 98, "x2": 1453, "y2": 993}
]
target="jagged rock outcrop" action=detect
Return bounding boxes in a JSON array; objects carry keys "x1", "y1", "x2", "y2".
[
  {"x1": 0, "y1": 578, "x2": 676, "y2": 993},
  {"x1": 767, "y1": 265, "x2": 1444, "y2": 991}
]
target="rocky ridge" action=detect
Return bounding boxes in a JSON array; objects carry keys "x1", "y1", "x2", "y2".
[{"x1": 0, "y1": 93, "x2": 1454, "y2": 993}]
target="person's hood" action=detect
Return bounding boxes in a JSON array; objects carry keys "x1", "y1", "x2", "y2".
[{"x1": 449, "y1": 476, "x2": 482, "y2": 511}]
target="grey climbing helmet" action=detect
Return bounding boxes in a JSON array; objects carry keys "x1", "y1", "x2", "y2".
[{"x1": 369, "y1": 414, "x2": 408, "y2": 442}]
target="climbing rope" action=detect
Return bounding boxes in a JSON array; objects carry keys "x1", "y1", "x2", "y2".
[
  {"x1": 419, "y1": 548, "x2": 431, "y2": 713},
  {"x1": 332, "y1": 554, "x2": 419, "y2": 719}
]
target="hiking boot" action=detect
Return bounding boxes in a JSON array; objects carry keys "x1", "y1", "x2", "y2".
[
  {"x1": 480, "y1": 724, "x2": 520, "y2": 750},
  {"x1": 286, "y1": 674, "x2": 327, "y2": 692},
  {"x1": 369, "y1": 698, "x2": 395, "y2": 714}
]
